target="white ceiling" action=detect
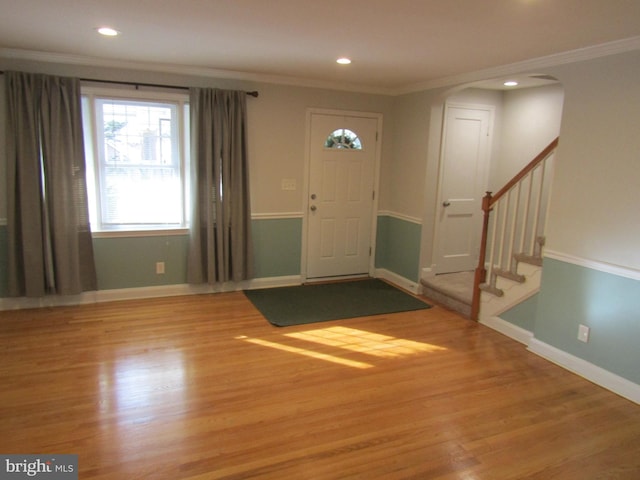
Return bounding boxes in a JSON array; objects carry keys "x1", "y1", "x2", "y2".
[{"x1": 1, "y1": 0, "x2": 640, "y2": 93}]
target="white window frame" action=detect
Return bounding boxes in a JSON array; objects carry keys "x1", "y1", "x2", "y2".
[{"x1": 81, "y1": 86, "x2": 190, "y2": 236}]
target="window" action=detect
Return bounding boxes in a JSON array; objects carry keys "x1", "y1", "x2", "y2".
[
  {"x1": 324, "y1": 128, "x2": 362, "y2": 149},
  {"x1": 82, "y1": 88, "x2": 189, "y2": 232}
]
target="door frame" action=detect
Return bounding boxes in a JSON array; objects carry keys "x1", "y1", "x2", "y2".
[
  {"x1": 431, "y1": 102, "x2": 494, "y2": 274},
  {"x1": 301, "y1": 108, "x2": 383, "y2": 283}
]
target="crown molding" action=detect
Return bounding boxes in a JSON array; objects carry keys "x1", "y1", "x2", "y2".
[
  {"x1": 3, "y1": 35, "x2": 640, "y2": 97},
  {"x1": 0, "y1": 47, "x2": 393, "y2": 96},
  {"x1": 394, "y1": 35, "x2": 640, "y2": 95}
]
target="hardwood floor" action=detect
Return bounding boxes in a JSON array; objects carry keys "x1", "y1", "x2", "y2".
[{"x1": 1, "y1": 292, "x2": 639, "y2": 479}]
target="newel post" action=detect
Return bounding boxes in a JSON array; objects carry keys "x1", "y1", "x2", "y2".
[{"x1": 471, "y1": 191, "x2": 493, "y2": 321}]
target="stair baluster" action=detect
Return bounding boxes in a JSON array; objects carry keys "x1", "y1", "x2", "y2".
[{"x1": 471, "y1": 137, "x2": 559, "y2": 321}]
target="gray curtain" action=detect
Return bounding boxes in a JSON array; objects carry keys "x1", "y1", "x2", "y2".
[
  {"x1": 5, "y1": 71, "x2": 97, "y2": 297},
  {"x1": 188, "y1": 88, "x2": 253, "y2": 284}
]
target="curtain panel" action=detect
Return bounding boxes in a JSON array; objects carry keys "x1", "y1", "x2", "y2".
[
  {"x1": 5, "y1": 71, "x2": 97, "y2": 297},
  {"x1": 188, "y1": 88, "x2": 253, "y2": 284}
]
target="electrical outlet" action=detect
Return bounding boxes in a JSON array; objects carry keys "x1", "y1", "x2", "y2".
[
  {"x1": 156, "y1": 261, "x2": 165, "y2": 275},
  {"x1": 577, "y1": 324, "x2": 590, "y2": 343}
]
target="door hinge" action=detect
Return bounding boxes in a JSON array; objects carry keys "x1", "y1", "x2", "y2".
[
  {"x1": 369, "y1": 247, "x2": 372, "y2": 256},
  {"x1": 372, "y1": 191, "x2": 375, "y2": 200},
  {"x1": 376, "y1": 131, "x2": 379, "y2": 141}
]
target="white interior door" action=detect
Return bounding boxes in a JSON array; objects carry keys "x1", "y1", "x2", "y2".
[
  {"x1": 435, "y1": 104, "x2": 492, "y2": 274},
  {"x1": 306, "y1": 113, "x2": 378, "y2": 279}
]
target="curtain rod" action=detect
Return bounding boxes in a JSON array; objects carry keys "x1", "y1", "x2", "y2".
[{"x1": 0, "y1": 71, "x2": 259, "y2": 97}]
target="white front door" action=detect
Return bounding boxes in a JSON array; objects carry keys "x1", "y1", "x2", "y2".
[
  {"x1": 306, "y1": 112, "x2": 379, "y2": 279},
  {"x1": 435, "y1": 104, "x2": 492, "y2": 273}
]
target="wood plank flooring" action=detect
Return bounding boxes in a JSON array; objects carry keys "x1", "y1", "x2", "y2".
[{"x1": 0, "y1": 291, "x2": 639, "y2": 479}]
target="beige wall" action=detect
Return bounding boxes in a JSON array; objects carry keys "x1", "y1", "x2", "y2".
[
  {"x1": 496, "y1": 84, "x2": 564, "y2": 189},
  {"x1": 394, "y1": 84, "x2": 562, "y2": 271},
  {"x1": 544, "y1": 50, "x2": 640, "y2": 269},
  {"x1": 3, "y1": 48, "x2": 640, "y2": 272},
  {"x1": 246, "y1": 83, "x2": 393, "y2": 215},
  {"x1": 0, "y1": 59, "x2": 393, "y2": 221},
  {"x1": 392, "y1": 52, "x2": 640, "y2": 273},
  {"x1": 389, "y1": 89, "x2": 436, "y2": 221}
]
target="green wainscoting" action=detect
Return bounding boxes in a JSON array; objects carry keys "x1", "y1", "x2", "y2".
[
  {"x1": 375, "y1": 215, "x2": 421, "y2": 282},
  {"x1": 92, "y1": 234, "x2": 190, "y2": 290},
  {"x1": 500, "y1": 293, "x2": 538, "y2": 332},
  {"x1": 251, "y1": 217, "x2": 302, "y2": 278},
  {"x1": 0, "y1": 218, "x2": 303, "y2": 296},
  {"x1": 1, "y1": 215, "x2": 421, "y2": 295},
  {"x1": 534, "y1": 257, "x2": 640, "y2": 385}
]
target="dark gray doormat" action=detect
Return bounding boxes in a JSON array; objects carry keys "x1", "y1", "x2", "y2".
[{"x1": 244, "y1": 278, "x2": 431, "y2": 327}]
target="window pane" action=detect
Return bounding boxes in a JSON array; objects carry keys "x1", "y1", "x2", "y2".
[
  {"x1": 102, "y1": 166, "x2": 182, "y2": 226},
  {"x1": 324, "y1": 128, "x2": 362, "y2": 149},
  {"x1": 95, "y1": 98, "x2": 184, "y2": 227}
]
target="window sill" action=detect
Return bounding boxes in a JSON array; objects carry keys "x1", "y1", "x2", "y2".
[{"x1": 91, "y1": 228, "x2": 189, "y2": 239}]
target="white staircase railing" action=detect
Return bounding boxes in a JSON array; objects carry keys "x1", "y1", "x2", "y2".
[{"x1": 471, "y1": 138, "x2": 559, "y2": 320}]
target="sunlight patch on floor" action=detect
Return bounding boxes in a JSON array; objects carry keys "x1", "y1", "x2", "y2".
[
  {"x1": 236, "y1": 326, "x2": 446, "y2": 369},
  {"x1": 286, "y1": 326, "x2": 446, "y2": 358},
  {"x1": 236, "y1": 336, "x2": 373, "y2": 369}
]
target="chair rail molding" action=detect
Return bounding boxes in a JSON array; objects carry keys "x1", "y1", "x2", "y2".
[{"x1": 544, "y1": 250, "x2": 640, "y2": 281}]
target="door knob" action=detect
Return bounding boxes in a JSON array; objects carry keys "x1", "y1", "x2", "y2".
[
  {"x1": 310, "y1": 205, "x2": 317, "y2": 211},
  {"x1": 442, "y1": 201, "x2": 451, "y2": 207}
]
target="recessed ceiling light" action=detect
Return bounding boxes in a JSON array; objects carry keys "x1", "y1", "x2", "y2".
[
  {"x1": 336, "y1": 57, "x2": 352, "y2": 65},
  {"x1": 504, "y1": 80, "x2": 519, "y2": 87},
  {"x1": 97, "y1": 27, "x2": 120, "y2": 37}
]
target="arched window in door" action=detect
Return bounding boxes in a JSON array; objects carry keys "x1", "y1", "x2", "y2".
[{"x1": 324, "y1": 128, "x2": 362, "y2": 149}]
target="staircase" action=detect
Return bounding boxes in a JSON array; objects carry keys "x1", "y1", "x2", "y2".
[
  {"x1": 477, "y1": 239, "x2": 544, "y2": 322},
  {"x1": 419, "y1": 138, "x2": 558, "y2": 320},
  {"x1": 421, "y1": 271, "x2": 474, "y2": 318},
  {"x1": 471, "y1": 138, "x2": 559, "y2": 321}
]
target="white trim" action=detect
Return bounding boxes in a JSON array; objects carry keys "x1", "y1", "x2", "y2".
[
  {"x1": 528, "y1": 338, "x2": 640, "y2": 405},
  {"x1": 544, "y1": 249, "x2": 640, "y2": 281},
  {"x1": 81, "y1": 85, "x2": 188, "y2": 101},
  {"x1": 479, "y1": 316, "x2": 640, "y2": 404},
  {"x1": 243, "y1": 275, "x2": 302, "y2": 290},
  {"x1": 304, "y1": 274, "x2": 370, "y2": 284},
  {"x1": 91, "y1": 228, "x2": 189, "y2": 239},
  {"x1": 0, "y1": 271, "x2": 421, "y2": 310},
  {"x1": 4, "y1": 36, "x2": 640, "y2": 96},
  {"x1": 376, "y1": 210, "x2": 422, "y2": 225},
  {"x1": 397, "y1": 36, "x2": 640, "y2": 95},
  {"x1": 480, "y1": 316, "x2": 534, "y2": 346},
  {"x1": 375, "y1": 268, "x2": 421, "y2": 295},
  {"x1": 0, "y1": 275, "x2": 303, "y2": 311},
  {"x1": 0, "y1": 47, "x2": 391, "y2": 96},
  {"x1": 251, "y1": 212, "x2": 304, "y2": 220}
]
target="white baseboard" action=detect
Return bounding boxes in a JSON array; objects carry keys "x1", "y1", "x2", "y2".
[
  {"x1": 0, "y1": 272, "x2": 420, "y2": 310},
  {"x1": 0, "y1": 275, "x2": 303, "y2": 311},
  {"x1": 421, "y1": 265, "x2": 436, "y2": 279},
  {"x1": 479, "y1": 316, "x2": 639, "y2": 404},
  {"x1": 479, "y1": 316, "x2": 533, "y2": 346},
  {"x1": 243, "y1": 275, "x2": 302, "y2": 290},
  {"x1": 375, "y1": 268, "x2": 421, "y2": 295},
  {"x1": 528, "y1": 338, "x2": 640, "y2": 405}
]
